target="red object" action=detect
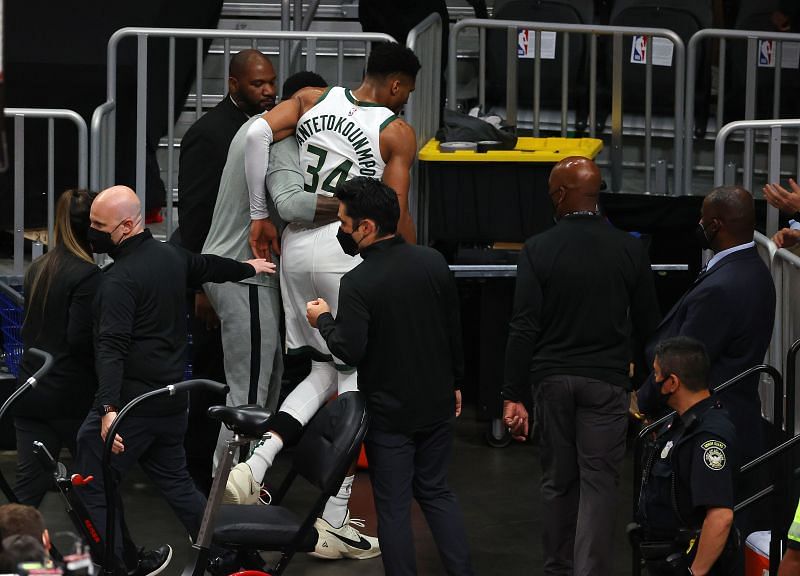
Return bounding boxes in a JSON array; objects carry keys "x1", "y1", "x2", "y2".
[
  {"x1": 229, "y1": 572, "x2": 271, "y2": 576},
  {"x1": 357, "y1": 445, "x2": 368, "y2": 470},
  {"x1": 145, "y1": 207, "x2": 164, "y2": 224},
  {"x1": 744, "y1": 531, "x2": 770, "y2": 576},
  {"x1": 70, "y1": 474, "x2": 94, "y2": 486}
]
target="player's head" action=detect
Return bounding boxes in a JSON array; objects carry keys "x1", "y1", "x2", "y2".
[
  {"x1": 280, "y1": 71, "x2": 328, "y2": 101},
  {"x1": 335, "y1": 177, "x2": 400, "y2": 254},
  {"x1": 365, "y1": 43, "x2": 421, "y2": 113},
  {"x1": 229, "y1": 49, "x2": 277, "y2": 115},
  {"x1": 548, "y1": 156, "x2": 601, "y2": 219}
]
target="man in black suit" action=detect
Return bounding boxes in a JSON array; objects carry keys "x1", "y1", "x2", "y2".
[
  {"x1": 178, "y1": 49, "x2": 278, "y2": 493},
  {"x1": 637, "y1": 185, "x2": 776, "y2": 463}
]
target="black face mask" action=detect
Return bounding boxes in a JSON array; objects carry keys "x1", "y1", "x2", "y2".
[
  {"x1": 87, "y1": 226, "x2": 116, "y2": 255},
  {"x1": 336, "y1": 224, "x2": 361, "y2": 257},
  {"x1": 694, "y1": 222, "x2": 716, "y2": 251},
  {"x1": 654, "y1": 376, "x2": 674, "y2": 410}
]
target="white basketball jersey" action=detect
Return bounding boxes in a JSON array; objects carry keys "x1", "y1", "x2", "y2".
[{"x1": 296, "y1": 86, "x2": 396, "y2": 196}]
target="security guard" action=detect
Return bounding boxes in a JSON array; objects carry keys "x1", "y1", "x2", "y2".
[{"x1": 634, "y1": 337, "x2": 741, "y2": 575}]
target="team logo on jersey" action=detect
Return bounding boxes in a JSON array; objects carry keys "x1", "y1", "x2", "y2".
[
  {"x1": 348, "y1": 107, "x2": 357, "y2": 116},
  {"x1": 701, "y1": 440, "x2": 726, "y2": 471}
]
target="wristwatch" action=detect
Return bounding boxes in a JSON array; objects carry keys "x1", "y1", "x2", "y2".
[{"x1": 97, "y1": 404, "x2": 118, "y2": 417}]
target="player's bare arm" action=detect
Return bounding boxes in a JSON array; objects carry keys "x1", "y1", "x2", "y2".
[
  {"x1": 380, "y1": 118, "x2": 417, "y2": 245},
  {"x1": 247, "y1": 87, "x2": 325, "y2": 257}
]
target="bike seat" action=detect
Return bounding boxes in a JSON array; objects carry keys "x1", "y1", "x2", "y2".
[{"x1": 208, "y1": 405, "x2": 272, "y2": 438}]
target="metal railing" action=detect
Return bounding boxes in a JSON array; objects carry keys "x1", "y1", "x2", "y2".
[
  {"x1": 447, "y1": 18, "x2": 685, "y2": 195},
  {"x1": 714, "y1": 119, "x2": 800, "y2": 237},
  {"x1": 685, "y1": 29, "x2": 800, "y2": 196},
  {"x1": 405, "y1": 13, "x2": 443, "y2": 228},
  {"x1": 90, "y1": 27, "x2": 396, "y2": 236},
  {"x1": 5, "y1": 108, "x2": 89, "y2": 278}
]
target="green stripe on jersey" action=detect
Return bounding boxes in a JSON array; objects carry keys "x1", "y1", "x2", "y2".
[
  {"x1": 314, "y1": 86, "x2": 333, "y2": 106},
  {"x1": 379, "y1": 114, "x2": 398, "y2": 132}
]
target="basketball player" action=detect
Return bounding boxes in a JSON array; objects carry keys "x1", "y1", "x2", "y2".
[{"x1": 224, "y1": 43, "x2": 420, "y2": 561}]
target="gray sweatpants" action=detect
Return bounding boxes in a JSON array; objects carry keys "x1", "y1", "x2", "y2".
[{"x1": 205, "y1": 281, "x2": 283, "y2": 470}]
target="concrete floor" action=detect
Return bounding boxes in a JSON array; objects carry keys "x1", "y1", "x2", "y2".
[{"x1": 0, "y1": 407, "x2": 640, "y2": 575}]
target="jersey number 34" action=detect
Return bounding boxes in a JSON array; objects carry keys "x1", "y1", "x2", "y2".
[{"x1": 305, "y1": 144, "x2": 353, "y2": 195}]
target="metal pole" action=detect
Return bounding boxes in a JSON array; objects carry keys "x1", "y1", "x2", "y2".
[
  {"x1": 533, "y1": 30, "x2": 541, "y2": 136},
  {"x1": 306, "y1": 38, "x2": 316, "y2": 71},
  {"x1": 561, "y1": 32, "x2": 569, "y2": 137},
  {"x1": 167, "y1": 37, "x2": 176, "y2": 238},
  {"x1": 673, "y1": 35, "x2": 685, "y2": 196},
  {"x1": 280, "y1": 0, "x2": 290, "y2": 88},
  {"x1": 136, "y1": 34, "x2": 148, "y2": 220},
  {"x1": 479, "y1": 28, "x2": 486, "y2": 112},
  {"x1": 774, "y1": 41, "x2": 782, "y2": 118},
  {"x1": 589, "y1": 34, "x2": 597, "y2": 138},
  {"x1": 47, "y1": 119, "x2": 54, "y2": 246},
  {"x1": 644, "y1": 35, "x2": 653, "y2": 194},
  {"x1": 684, "y1": 32, "x2": 699, "y2": 195},
  {"x1": 611, "y1": 32, "x2": 623, "y2": 192},
  {"x1": 767, "y1": 126, "x2": 782, "y2": 236},
  {"x1": 195, "y1": 38, "x2": 203, "y2": 119},
  {"x1": 506, "y1": 28, "x2": 518, "y2": 127},
  {"x1": 223, "y1": 38, "x2": 230, "y2": 91},
  {"x1": 744, "y1": 38, "x2": 757, "y2": 194},
  {"x1": 14, "y1": 115, "x2": 24, "y2": 279},
  {"x1": 716, "y1": 38, "x2": 726, "y2": 137}
]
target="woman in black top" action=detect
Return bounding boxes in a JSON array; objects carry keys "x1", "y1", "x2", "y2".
[{"x1": 13, "y1": 189, "x2": 100, "y2": 506}]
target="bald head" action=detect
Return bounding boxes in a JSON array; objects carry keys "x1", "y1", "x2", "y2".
[
  {"x1": 548, "y1": 156, "x2": 602, "y2": 217},
  {"x1": 229, "y1": 50, "x2": 277, "y2": 115},
  {"x1": 89, "y1": 186, "x2": 144, "y2": 250},
  {"x1": 700, "y1": 185, "x2": 755, "y2": 250}
]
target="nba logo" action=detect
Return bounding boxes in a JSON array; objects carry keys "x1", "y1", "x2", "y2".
[
  {"x1": 632, "y1": 35, "x2": 648, "y2": 63},
  {"x1": 759, "y1": 40, "x2": 774, "y2": 67},
  {"x1": 517, "y1": 29, "x2": 530, "y2": 57}
]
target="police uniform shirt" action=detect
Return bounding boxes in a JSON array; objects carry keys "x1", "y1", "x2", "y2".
[{"x1": 639, "y1": 396, "x2": 738, "y2": 536}]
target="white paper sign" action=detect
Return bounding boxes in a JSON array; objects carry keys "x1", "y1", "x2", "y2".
[
  {"x1": 630, "y1": 35, "x2": 674, "y2": 67},
  {"x1": 517, "y1": 30, "x2": 556, "y2": 60},
  {"x1": 757, "y1": 39, "x2": 800, "y2": 69}
]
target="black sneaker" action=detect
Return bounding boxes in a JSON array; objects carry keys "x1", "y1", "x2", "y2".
[{"x1": 128, "y1": 545, "x2": 172, "y2": 576}]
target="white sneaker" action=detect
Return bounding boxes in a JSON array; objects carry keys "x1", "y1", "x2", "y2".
[
  {"x1": 223, "y1": 463, "x2": 261, "y2": 505},
  {"x1": 309, "y1": 512, "x2": 381, "y2": 560}
]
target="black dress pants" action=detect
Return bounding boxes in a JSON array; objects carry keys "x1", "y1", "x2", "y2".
[
  {"x1": 74, "y1": 411, "x2": 206, "y2": 566},
  {"x1": 14, "y1": 417, "x2": 80, "y2": 506},
  {"x1": 364, "y1": 420, "x2": 474, "y2": 576},
  {"x1": 535, "y1": 374, "x2": 629, "y2": 576}
]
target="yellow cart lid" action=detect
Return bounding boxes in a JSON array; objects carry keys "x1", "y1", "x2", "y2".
[{"x1": 418, "y1": 137, "x2": 603, "y2": 163}]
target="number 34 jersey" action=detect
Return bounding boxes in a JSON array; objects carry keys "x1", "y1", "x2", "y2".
[{"x1": 295, "y1": 86, "x2": 397, "y2": 196}]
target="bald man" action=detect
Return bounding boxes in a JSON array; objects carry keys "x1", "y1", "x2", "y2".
[
  {"x1": 502, "y1": 157, "x2": 660, "y2": 576},
  {"x1": 75, "y1": 186, "x2": 275, "y2": 575},
  {"x1": 637, "y1": 185, "x2": 776, "y2": 464}
]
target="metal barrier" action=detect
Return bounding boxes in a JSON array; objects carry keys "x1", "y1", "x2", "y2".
[
  {"x1": 714, "y1": 119, "x2": 800, "y2": 237},
  {"x1": 5, "y1": 108, "x2": 89, "y2": 278},
  {"x1": 405, "y1": 13, "x2": 443, "y2": 227},
  {"x1": 772, "y1": 247, "x2": 800, "y2": 433},
  {"x1": 685, "y1": 29, "x2": 800, "y2": 196},
  {"x1": 90, "y1": 27, "x2": 396, "y2": 236},
  {"x1": 447, "y1": 18, "x2": 686, "y2": 195}
]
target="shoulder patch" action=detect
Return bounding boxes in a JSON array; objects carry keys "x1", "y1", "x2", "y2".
[{"x1": 701, "y1": 440, "x2": 727, "y2": 471}]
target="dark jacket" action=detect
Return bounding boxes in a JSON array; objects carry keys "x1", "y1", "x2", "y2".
[
  {"x1": 637, "y1": 246, "x2": 775, "y2": 462},
  {"x1": 178, "y1": 95, "x2": 249, "y2": 253},
  {"x1": 502, "y1": 214, "x2": 661, "y2": 401},
  {"x1": 317, "y1": 236, "x2": 463, "y2": 434},
  {"x1": 93, "y1": 229, "x2": 255, "y2": 416},
  {"x1": 15, "y1": 249, "x2": 101, "y2": 420}
]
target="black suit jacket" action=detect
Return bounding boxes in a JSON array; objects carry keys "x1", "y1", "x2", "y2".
[
  {"x1": 638, "y1": 246, "x2": 775, "y2": 460},
  {"x1": 178, "y1": 95, "x2": 248, "y2": 253}
]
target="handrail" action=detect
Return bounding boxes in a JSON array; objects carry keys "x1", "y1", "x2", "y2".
[
  {"x1": 685, "y1": 28, "x2": 800, "y2": 195},
  {"x1": 714, "y1": 119, "x2": 800, "y2": 236},
  {"x1": 5, "y1": 108, "x2": 89, "y2": 278},
  {"x1": 90, "y1": 27, "x2": 396, "y2": 228},
  {"x1": 786, "y1": 338, "x2": 800, "y2": 436},
  {"x1": 448, "y1": 18, "x2": 685, "y2": 195}
]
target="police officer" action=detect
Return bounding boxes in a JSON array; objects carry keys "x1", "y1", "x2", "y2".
[{"x1": 635, "y1": 337, "x2": 741, "y2": 575}]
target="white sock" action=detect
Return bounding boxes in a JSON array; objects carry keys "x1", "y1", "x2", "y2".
[
  {"x1": 322, "y1": 475, "x2": 353, "y2": 528},
  {"x1": 248, "y1": 434, "x2": 283, "y2": 483}
]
